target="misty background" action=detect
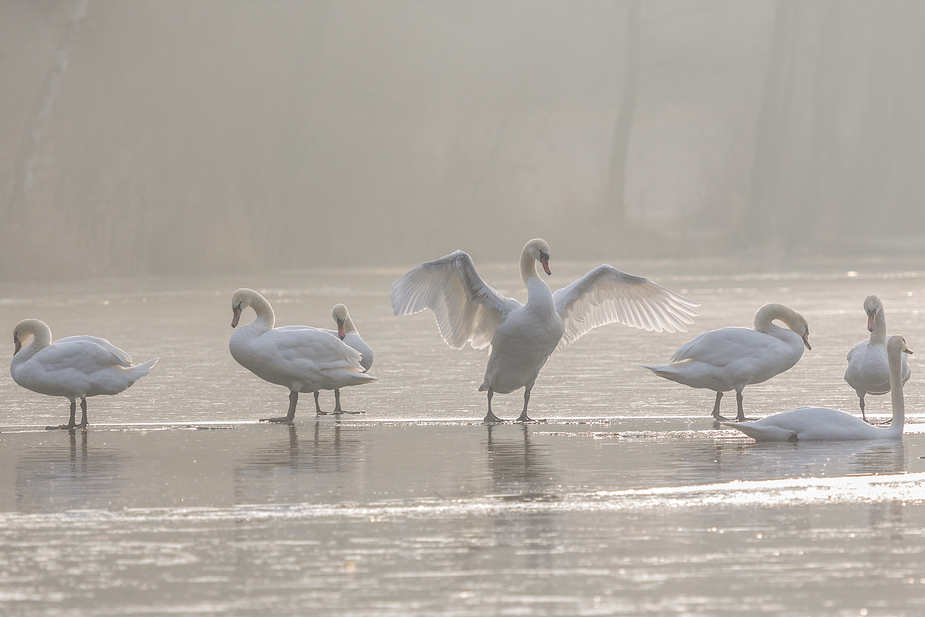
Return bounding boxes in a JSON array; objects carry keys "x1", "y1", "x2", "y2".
[{"x1": 2, "y1": 0, "x2": 924, "y2": 280}]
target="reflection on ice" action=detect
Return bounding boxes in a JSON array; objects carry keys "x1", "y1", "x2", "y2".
[
  {"x1": 234, "y1": 422, "x2": 367, "y2": 504},
  {"x1": 15, "y1": 430, "x2": 129, "y2": 512}
]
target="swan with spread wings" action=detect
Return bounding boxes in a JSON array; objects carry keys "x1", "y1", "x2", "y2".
[{"x1": 390, "y1": 238, "x2": 699, "y2": 422}]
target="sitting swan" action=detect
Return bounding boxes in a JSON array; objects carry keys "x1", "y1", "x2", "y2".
[
  {"x1": 390, "y1": 238, "x2": 698, "y2": 423},
  {"x1": 645, "y1": 304, "x2": 811, "y2": 422},
  {"x1": 10, "y1": 319, "x2": 157, "y2": 429},
  {"x1": 724, "y1": 335, "x2": 911, "y2": 441},
  {"x1": 845, "y1": 295, "x2": 911, "y2": 422},
  {"x1": 229, "y1": 288, "x2": 376, "y2": 423},
  {"x1": 319, "y1": 303, "x2": 373, "y2": 414}
]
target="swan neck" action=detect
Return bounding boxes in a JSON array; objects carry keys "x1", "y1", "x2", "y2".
[
  {"x1": 343, "y1": 315, "x2": 358, "y2": 335},
  {"x1": 15, "y1": 320, "x2": 51, "y2": 361},
  {"x1": 520, "y1": 249, "x2": 539, "y2": 286},
  {"x1": 870, "y1": 310, "x2": 887, "y2": 344},
  {"x1": 753, "y1": 305, "x2": 784, "y2": 333},
  {"x1": 888, "y1": 349, "x2": 905, "y2": 435},
  {"x1": 249, "y1": 293, "x2": 276, "y2": 331}
]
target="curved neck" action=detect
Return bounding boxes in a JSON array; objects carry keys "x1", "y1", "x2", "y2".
[
  {"x1": 753, "y1": 304, "x2": 788, "y2": 334},
  {"x1": 870, "y1": 309, "x2": 887, "y2": 345},
  {"x1": 520, "y1": 249, "x2": 539, "y2": 287},
  {"x1": 16, "y1": 321, "x2": 52, "y2": 361},
  {"x1": 248, "y1": 293, "x2": 276, "y2": 332},
  {"x1": 887, "y1": 349, "x2": 905, "y2": 437},
  {"x1": 343, "y1": 315, "x2": 358, "y2": 335}
]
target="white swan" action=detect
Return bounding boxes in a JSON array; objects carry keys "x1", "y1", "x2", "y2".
[
  {"x1": 644, "y1": 304, "x2": 810, "y2": 422},
  {"x1": 845, "y1": 295, "x2": 911, "y2": 422},
  {"x1": 319, "y1": 303, "x2": 373, "y2": 414},
  {"x1": 390, "y1": 238, "x2": 698, "y2": 423},
  {"x1": 724, "y1": 335, "x2": 911, "y2": 441},
  {"x1": 10, "y1": 319, "x2": 157, "y2": 429},
  {"x1": 229, "y1": 288, "x2": 376, "y2": 423}
]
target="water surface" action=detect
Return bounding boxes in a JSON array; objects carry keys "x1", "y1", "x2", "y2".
[{"x1": 1, "y1": 260, "x2": 924, "y2": 615}]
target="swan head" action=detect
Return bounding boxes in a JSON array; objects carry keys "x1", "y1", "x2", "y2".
[
  {"x1": 231, "y1": 288, "x2": 257, "y2": 328},
  {"x1": 12, "y1": 319, "x2": 48, "y2": 355},
  {"x1": 524, "y1": 238, "x2": 552, "y2": 276},
  {"x1": 887, "y1": 335, "x2": 912, "y2": 358},
  {"x1": 761, "y1": 304, "x2": 811, "y2": 350},
  {"x1": 864, "y1": 295, "x2": 882, "y2": 332},
  {"x1": 332, "y1": 303, "x2": 349, "y2": 339},
  {"x1": 793, "y1": 315, "x2": 811, "y2": 350}
]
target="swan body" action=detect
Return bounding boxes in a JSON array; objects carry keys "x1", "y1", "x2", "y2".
[
  {"x1": 320, "y1": 303, "x2": 373, "y2": 413},
  {"x1": 844, "y1": 295, "x2": 911, "y2": 421},
  {"x1": 725, "y1": 335, "x2": 910, "y2": 441},
  {"x1": 390, "y1": 238, "x2": 699, "y2": 423},
  {"x1": 10, "y1": 319, "x2": 157, "y2": 429},
  {"x1": 229, "y1": 289, "x2": 376, "y2": 423},
  {"x1": 645, "y1": 304, "x2": 811, "y2": 421}
]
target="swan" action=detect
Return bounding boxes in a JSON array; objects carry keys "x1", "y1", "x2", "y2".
[
  {"x1": 319, "y1": 303, "x2": 373, "y2": 414},
  {"x1": 229, "y1": 288, "x2": 376, "y2": 423},
  {"x1": 10, "y1": 319, "x2": 157, "y2": 429},
  {"x1": 644, "y1": 304, "x2": 811, "y2": 422},
  {"x1": 390, "y1": 238, "x2": 699, "y2": 423},
  {"x1": 845, "y1": 295, "x2": 911, "y2": 422},
  {"x1": 724, "y1": 335, "x2": 911, "y2": 441}
]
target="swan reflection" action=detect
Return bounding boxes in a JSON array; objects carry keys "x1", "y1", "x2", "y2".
[
  {"x1": 485, "y1": 424, "x2": 556, "y2": 502},
  {"x1": 15, "y1": 430, "x2": 128, "y2": 512},
  {"x1": 233, "y1": 421, "x2": 367, "y2": 504}
]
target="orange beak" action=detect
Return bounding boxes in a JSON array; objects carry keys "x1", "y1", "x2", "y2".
[{"x1": 231, "y1": 307, "x2": 241, "y2": 328}]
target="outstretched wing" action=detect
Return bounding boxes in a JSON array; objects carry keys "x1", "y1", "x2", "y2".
[
  {"x1": 552, "y1": 264, "x2": 699, "y2": 350},
  {"x1": 390, "y1": 250, "x2": 519, "y2": 350}
]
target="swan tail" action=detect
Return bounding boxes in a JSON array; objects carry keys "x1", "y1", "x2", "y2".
[
  {"x1": 123, "y1": 357, "x2": 158, "y2": 384},
  {"x1": 721, "y1": 421, "x2": 795, "y2": 442},
  {"x1": 643, "y1": 365, "x2": 676, "y2": 380}
]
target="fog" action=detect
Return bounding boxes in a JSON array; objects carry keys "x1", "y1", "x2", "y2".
[{"x1": 2, "y1": 0, "x2": 924, "y2": 279}]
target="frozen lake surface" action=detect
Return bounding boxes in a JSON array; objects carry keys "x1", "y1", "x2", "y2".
[{"x1": 1, "y1": 258, "x2": 925, "y2": 615}]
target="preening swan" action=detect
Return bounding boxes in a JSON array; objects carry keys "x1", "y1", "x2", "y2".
[
  {"x1": 845, "y1": 295, "x2": 911, "y2": 422},
  {"x1": 725, "y1": 335, "x2": 911, "y2": 441},
  {"x1": 644, "y1": 304, "x2": 810, "y2": 422},
  {"x1": 229, "y1": 289, "x2": 376, "y2": 423},
  {"x1": 390, "y1": 238, "x2": 698, "y2": 423},
  {"x1": 320, "y1": 303, "x2": 374, "y2": 414},
  {"x1": 10, "y1": 319, "x2": 157, "y2": 429}
]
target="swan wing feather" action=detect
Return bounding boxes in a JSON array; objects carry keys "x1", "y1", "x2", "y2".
[
  {"x1": 390, "y1": 250, "x2": 516, "y2": 350},
  {"x1": 553, "y1": 264, "x2": 698, "y2": 350}
]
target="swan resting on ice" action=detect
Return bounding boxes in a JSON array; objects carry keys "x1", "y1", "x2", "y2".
[
  {"x1": 390, "y1": 238, "x2": 698, "y2": 423},
  {"x1": 724, "y1": 335, "x2": 911, "y2": 442}
]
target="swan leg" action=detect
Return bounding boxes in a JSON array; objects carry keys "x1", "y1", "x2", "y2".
[
  {"x1": 48, "y1": 399, "x2": 79, "y2": 430},
  {"x1": 314, "y1": 391, "x2": 330, "y2": 416},
  {"x1": 735, "y1": 390, "x2": 747, "y2": 422},
  {"x1": 332, "y1": 389, "x2": 363, "y2": 415},
  {"x1": 516, "y1": 388, "x2": 534, "y2": 423},
  {"x1": 483, "y1": 388, "x2": 503, "y2": 423},
  {"x1": 859, "y1": 394, "x2": 868, "y2": 422},
  {"x1": 261, "y1": 391, "x2": 298, "y2": 423},
  {"x1": 710, "y1": 391, "x2": 729, "y2": 421},
  {"x1": 75, "y1": 397, "x2": 89, "y2": 429}
]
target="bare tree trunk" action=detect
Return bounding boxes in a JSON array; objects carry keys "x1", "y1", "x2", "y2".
[
  {"x1": 607, "y1": 0, "x2": 641, "y2": 227},
  {"x1": 6, "y1": 0, "x2": 89, "y2": 232},
  {"x1": 744, "y1": 0, "x2": 799, "y2": 247}
]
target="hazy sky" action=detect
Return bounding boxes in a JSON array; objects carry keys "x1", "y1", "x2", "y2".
[{"x1": 2, "y1": 0, "x2": 924, "y2": 279}]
